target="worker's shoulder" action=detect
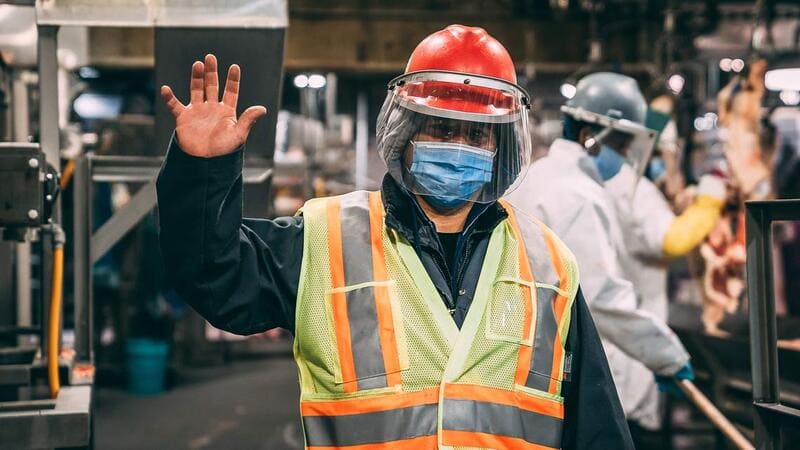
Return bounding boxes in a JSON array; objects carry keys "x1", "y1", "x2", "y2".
[
  {"x1": 537, "y1": 217, "x2": 579, "y2": 272},
  {"x1": 504, "y1": 201, "x2": 579, "y2": 270},
  {"x1": 513, "y1": 207, "x2": 581, "y2": 300},
  {"x1": 523, "y1": 157, "x2": 608, "y2": 205},
  {"x1": 299, "y1": 190, "x2": 376, "y2": 215}
]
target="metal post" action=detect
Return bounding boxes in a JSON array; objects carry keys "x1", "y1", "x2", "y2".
[
  {"x1": 745, "y1": 204, "x2": 780, "y2": 450},
  {"x1": 12, "y1": 72, "x2": 33, "y2": 339},
  {"x1": 11, "y1": 71, "x2": 33, "y2": 143},
  {"x1": 15, "y1": 241, "x2": 32, "y2": 329},
  {"x1": 325, "y1": 72, "x2": 337, "y2": 126},
  {"x1": 38, "y1": 229, "x2": 53, "y2": 357},
  {"x1": 707, "y1": 60, "x2": 720, "y2": 105},
  {"x1": 36, "y1": 25, "x2": 60, "y2": 172},
  {"x1": 355, "y1": 90, "x2": 368, "y2": 190},
  {"x1": 73, "y1": 155, "x2": 93, "y2": 363}
]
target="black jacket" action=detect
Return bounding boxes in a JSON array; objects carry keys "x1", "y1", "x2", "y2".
[{"x1": 157, "y1": 137, "x2": 633, "y2": 449}]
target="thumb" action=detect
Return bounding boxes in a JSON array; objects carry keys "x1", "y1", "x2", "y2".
[{"x1": 236, "y1": 106, "x2": 268, "y2": 137}]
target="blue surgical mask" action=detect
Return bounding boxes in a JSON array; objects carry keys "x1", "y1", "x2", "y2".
[
  {"x1": 647, "y1": 157, "x2": 666, "y2": 181},
  {"x1": 409, "y1": 141, "x2": 494, "y2": 210},
  {"x1": 591, "y1": 145, "x2": 625, "y2": 181}
]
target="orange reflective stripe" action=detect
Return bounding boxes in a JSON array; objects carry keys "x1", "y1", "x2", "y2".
[
  {"x1": 499, "y1": 200, "x2": 535, "y2": 387},
  {"x1": 547, "y1": 340, "x2": 564, "y2": 394},
  {"x1": 301, "y1": 388, "x2": 439, "y2": 416},
  {"x1": 307, "y1": 434, "x2": 437, "y2": 450},
  {"x1": 539, "y1": 225, "x2": 567, "y2": 319},
  {"x1": 539, "y1": 225, "x2": 570, "y2": 394},
  {"x1": 442, "y1": 430, "x2": 556, "y2": 450},
  {"x1": 368, "y1": 192, "x2": 402, "y2": 387},
  {"x1": 443, "y1": 383, "x2": 564, "y2": 418},
  {"x1": 327, "y1": 199, "x2": 357, "y2": 393}
]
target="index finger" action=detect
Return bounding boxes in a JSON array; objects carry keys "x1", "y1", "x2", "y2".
[{"x1": 222, "y1": 64, "x2": 241, "y2": 109}]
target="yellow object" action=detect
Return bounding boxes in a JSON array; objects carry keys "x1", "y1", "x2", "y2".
[
  {"x1": 60, "y1": 159, "x2": 75, "y2": 191},
  {"x1": 294, "y1": 191, "x2": 579, "y2": 449},
  {"x1": 662, "y1": 195, "x2": 725, "y2": 258},
  {"x1": 48, "y1": 244, "x2": 64, "y2": 399}
]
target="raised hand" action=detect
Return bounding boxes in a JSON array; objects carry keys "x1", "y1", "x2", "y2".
[{"x1": 161, "y1": 54, "x2": 267, "y2": 158}]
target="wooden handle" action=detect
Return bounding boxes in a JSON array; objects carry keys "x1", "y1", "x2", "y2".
[{"x1": 677, "y1": 379, "x2": 754, "y2": 450}]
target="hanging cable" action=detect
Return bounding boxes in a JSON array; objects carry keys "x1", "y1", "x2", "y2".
[{"x1": 46, "y1": 224, "x2": 66, "y2": 399}]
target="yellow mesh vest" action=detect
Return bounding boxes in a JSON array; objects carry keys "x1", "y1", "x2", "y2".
[{"x1": 294, "y1": 191, "x2": 579, "y2": 450}]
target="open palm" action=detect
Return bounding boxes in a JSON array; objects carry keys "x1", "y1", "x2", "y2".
[{"x1": 161, "y1": 54, "x2": 267, "y2": 158}]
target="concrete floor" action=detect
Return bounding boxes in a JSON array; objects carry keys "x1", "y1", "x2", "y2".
[
  {"x1": 95, "y1": 357, "x2": 303, "y2": 450},
  {"x1": 94, "y1": 354, "x2": 734, "y2": 450}
]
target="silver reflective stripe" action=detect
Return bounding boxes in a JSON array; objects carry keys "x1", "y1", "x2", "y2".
[
  {"x1": 526, "y1": 286, "x2": 559, "y2": 390},
  {"x1": 303, "y1": 404, "x2": 438, "y2": 447},
  {"x1": 339, "y1": 191, "x2": 388, "y2": 389},
  {"x1": 442, "y1": 399, "x2": 563, "y2": 448},
  {"x1": 509, "y1": 205, "x2": 559, "y2": 286},
  {"x1": 341, "y1": 191, "x2": 373, "y2": 285},
  {"x1": 345, "y1": 285, "x2": 388, "y2": 389}
]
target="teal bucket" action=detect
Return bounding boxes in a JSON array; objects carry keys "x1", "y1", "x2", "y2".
[{"x1": 126, "y1": 339, "x2": 169, "y2": 395}]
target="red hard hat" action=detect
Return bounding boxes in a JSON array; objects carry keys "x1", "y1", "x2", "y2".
[
  {"x1": 377, "y1": 25, "x2": 532, "y2": 205},
  {"x1": 401, "y1": 25, "x2": 520, "y2": 119},
  {"x1": 406, "y1": 25, "x2": 517, "y2": 84}
]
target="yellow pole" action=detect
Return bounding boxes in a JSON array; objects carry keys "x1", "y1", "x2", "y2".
[
  {"x1": 678, "y1": 379, "x2": 753, "y2": 450},
  {"x1": 48, "y1": 244, "x2": 64, "y2": 399}
]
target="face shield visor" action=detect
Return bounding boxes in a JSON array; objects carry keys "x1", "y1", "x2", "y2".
[
  {"x1": 377, "y1": 71, "x2": 532, "y2": 207},
  {"x1": 561, "y1": 104, "x2": 658, "y2": 181}
]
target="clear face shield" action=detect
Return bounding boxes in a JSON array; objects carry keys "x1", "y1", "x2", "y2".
[
  {"x1": 377, "y1": 71, "x2": 532, "y2": 209},
  {"x1": 561, "y1": 104, "x2": 658, "y2": 181}
]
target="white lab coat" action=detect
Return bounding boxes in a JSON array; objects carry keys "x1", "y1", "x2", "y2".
[
  {"x1": 604, "y1": 163, "x2": 677, "y2": 429},
  {"x1": 506, "y1": 139, "x2": 689, "y2": 427},
  {"x1": 604, "y1": 164, "x2": 675, "y2": 317}
]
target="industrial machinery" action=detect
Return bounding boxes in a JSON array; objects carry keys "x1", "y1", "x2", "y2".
[
  {"x1": 0, "y1": 1, "x2": 94, "y2": 446},
  {"x1": 0, "y1": 142, "x2": 92, "y2": 449},
  {"x1": 0, "y1": 0, "x2": 287, "y2": 447}
]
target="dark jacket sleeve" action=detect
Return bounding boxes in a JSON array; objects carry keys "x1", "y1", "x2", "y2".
[
  {"x1": 156, "y1": 136, "x2": 303, "y2": 335},
  {"x1": 561, "y1": 287, "x2": 634, "y2": 450}
]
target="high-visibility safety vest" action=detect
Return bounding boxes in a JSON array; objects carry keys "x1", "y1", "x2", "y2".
[{"x1": 294, "y1": 191, "x2": 579, "y2": 450}]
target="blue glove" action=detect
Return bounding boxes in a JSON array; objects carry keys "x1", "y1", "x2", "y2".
[{"x1": 655, "y1": 362, "x2": 695, "y2": 398}]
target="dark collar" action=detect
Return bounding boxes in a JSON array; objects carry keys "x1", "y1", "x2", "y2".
[{"x1": 380, "y1": 174, "x2": 508, "y2": 247}]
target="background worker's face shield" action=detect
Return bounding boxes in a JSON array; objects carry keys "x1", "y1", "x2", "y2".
[
  {"x1": 561, "y1": 104, "x2": 658, "y2": 181},
  {"x1": 377, "y1": 71, "x2": 532, "y2": 206}
]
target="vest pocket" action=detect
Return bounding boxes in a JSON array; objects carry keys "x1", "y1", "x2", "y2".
[
  {"x1": 514, "y1": 381, "x2": 565, "y2": 405},
  {"x1": 485, "y1": 277, "x2": 535, "y2": 345},
  {"x1": 327, "y1": 280, "x2": 409, "y2": 391},
  {"x1": 524, "y1": 285, "x2": 565, "y2": 394}
]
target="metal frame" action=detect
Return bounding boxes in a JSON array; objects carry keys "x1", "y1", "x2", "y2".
[
  {"x1": 745, "y1": 199, "x2": 800, "y2": 450},
  {"x1": 72, "y1": 153, "x2": 272, "y2": 363},
  {"x1": 0, "y1": 386, "x2": 92, "y2": 448},
  {"x1": 1, "y1": 5, "x2": 278, "y2": 450},
  {"x1": 36, "y1": 24, "x2": 60, "y2": 171},
  {"x1": 11, "y1": 70, "x2": 36, "y2": 336},
  {"x1": 0, "y1": 18, "x2": 93, "y2": 450}
]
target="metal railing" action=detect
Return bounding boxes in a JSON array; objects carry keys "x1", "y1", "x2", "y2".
[
  {"x1": 72, "y1": 153, "x2": 271, "y2": 363},
  {"x1": 745, "y1": 199, "x2": 800, "y2": 450},
  {"x1": 73, "y1": 153, "x2": 272, "y2": 362}
]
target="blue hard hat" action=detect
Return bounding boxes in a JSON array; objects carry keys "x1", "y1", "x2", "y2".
[{"x1": 566, "y1": 72, "x2": 647, "y2": 124}]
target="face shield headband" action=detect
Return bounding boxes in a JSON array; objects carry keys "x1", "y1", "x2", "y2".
[{"x1": 377, "y1": 70, "x2": 533, "y2": 206}]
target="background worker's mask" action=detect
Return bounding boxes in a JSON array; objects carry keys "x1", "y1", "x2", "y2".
[
  {"x1": 592, "y1": 146, "x2": 626, "y2": 181},
  {"x1": 409, "y1": 141, "x2": 495, "y2": 210},
  {"x1": 646, "y1": 157, "x2": 667, "y2": 181}
]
